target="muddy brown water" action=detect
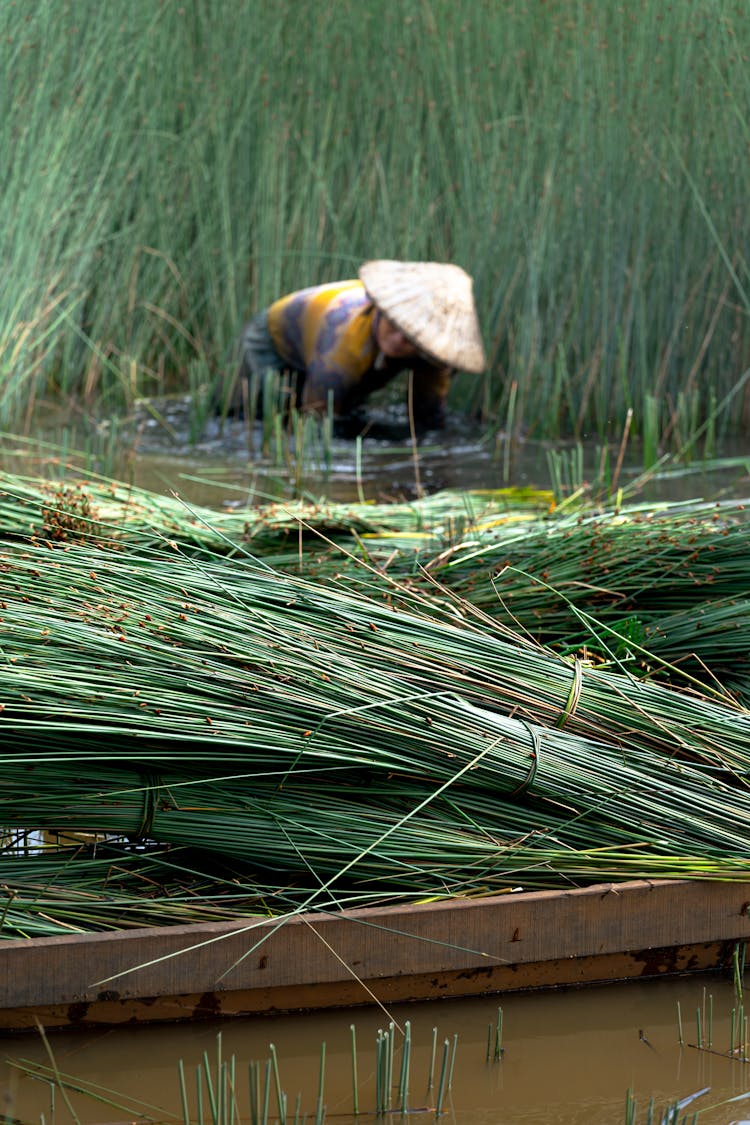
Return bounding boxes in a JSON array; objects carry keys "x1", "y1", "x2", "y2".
[
  {"x1": 3, "y1": 404, "x2": 748, "y2": 507},
  {"x1": 118, "y1": 418, "x2": 750, "y2": 510},
  {"x1": 2, "y1": 975, "x2": 750, "y2": 1124},
  {"x1": 1, "y1": 413, "x2": 749, "y2": 1123}
]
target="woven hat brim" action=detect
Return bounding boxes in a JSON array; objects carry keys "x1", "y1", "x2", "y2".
[{"x1": 359, "y1": 260, "x2": 486, "y2": 373}]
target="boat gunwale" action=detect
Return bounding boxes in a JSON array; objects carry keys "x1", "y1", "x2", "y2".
[{"x1": 0, "y1": 878, "x2": 749, "y2": 1026}]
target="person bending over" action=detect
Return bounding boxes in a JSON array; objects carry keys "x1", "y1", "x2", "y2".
[{"x1": 237, "y1": 259, "x2": 485, "y2": 435}]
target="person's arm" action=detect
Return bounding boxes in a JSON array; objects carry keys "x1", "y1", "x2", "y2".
[{"x1": 410, "y1": 364, "x2": 454, "y2": 430}]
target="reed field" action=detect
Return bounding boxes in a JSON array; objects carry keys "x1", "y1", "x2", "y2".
[{"x1": 2, "y1": 1, "x2": 749, "y2": 448}]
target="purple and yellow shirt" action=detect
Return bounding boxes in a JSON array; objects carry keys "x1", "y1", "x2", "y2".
[{"x1": 266, "y1": 280, "x2": 452, "y2": 425}]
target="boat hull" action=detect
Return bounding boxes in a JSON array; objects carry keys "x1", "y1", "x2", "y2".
[{"x1": 2, "y1": 880, "x2": 749, "y2": 1030}]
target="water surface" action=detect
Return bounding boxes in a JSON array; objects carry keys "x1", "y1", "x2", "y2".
[
  {"x1": 4, "y1": 402, "x2": 746, "y2": 510},
  {"x1": 2, "y1": 973, "x2": 749, "y2": 1124}
]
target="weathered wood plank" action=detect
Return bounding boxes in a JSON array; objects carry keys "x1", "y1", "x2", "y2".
[{"x1": 1, "y1": 880, "x2": 748, "y2": 1029}]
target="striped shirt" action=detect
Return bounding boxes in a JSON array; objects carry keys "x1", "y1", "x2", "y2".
[{"x1": 266, "y1": 280, "x2": 452, "y2": 425}]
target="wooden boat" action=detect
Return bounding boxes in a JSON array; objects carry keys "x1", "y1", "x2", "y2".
[{"x1": 2, "y1": 879, "x2": 749, "y2": 1030}]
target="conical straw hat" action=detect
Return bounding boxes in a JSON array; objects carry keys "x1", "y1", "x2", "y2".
[{"x1": 359, "y1": 260, "x2": 486, "y2": 373}]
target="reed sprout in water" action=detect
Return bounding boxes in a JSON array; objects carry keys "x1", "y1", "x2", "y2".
[
  {"x1": 8, "y1": 1017, "x2": 748, "y2": 1125},
  {"x1": 675, "y1": 950, "x2": 750, "y2": 1064},
  {"x1": 7, "y1": 1024, "x2": 468, "y2": 1122}
]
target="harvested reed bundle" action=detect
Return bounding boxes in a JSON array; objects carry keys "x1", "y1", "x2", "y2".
[
  {"x1": 1, "y1": 531, "x2": 750, "y2": 796},
  {"x1": 422, "y1": 499, "x2": 750, "y2": 631},
  {"x1": 0, "y1": 537, "x2": 749, "y2": 780},
  {"x1": 2, "y1": 530, "x2": 750, "y2": 919},
  {"x1": 1, "y1": 753, "x2": 749, "y2": 915},
  {"x1": 640, "y1": 598, "x2": 750, "y2": 704},
  {"x1": 4, "y1": 698, "x2": 749, "y2": 868},
  {"x1": 338, "y1": 498, "x2": 747, "y2": 699},
  {"x1": 0, "y1": 472, "x2": 551, "y2": 554},
  {"x1": 0, "y1": 845, "x2": 287, "y2": 937},
  {"x1": 8, "y1": 474, "x2": 748, "y2": 704}
]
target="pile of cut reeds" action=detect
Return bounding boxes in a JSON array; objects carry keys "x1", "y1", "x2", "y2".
[
  {"x1": 2, "y1": 532, "x2": 748, "y2": 766},
  {"x1": 0, "y1": 844, "x2": 286, "y2": 938},
  {"x1": 1, "y1": 514, "x2": 749, "y2": 933},
  {"x1": 5, "y1": 475, "x2": 749, "y2": 704},
  {"x1": 424, "y1": 498, "x2": 750, "y2": 627},
  {"x1": 0, "y1": 472, "x2": 553, "y2": 554},
  {"x1": 414, "y1": 497, "x2": 750, "y2": 701}
]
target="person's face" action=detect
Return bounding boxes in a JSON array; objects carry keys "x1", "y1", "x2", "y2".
[{"x1": 375, "y1": 313, "x2": 419, "y2": 360}]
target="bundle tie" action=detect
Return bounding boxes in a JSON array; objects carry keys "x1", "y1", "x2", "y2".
[
  {"x1": 556, "y1": 657, "x2": 582, "y2": 729},
  {"x1": 134, "y1": 771, "x2": 162, "y2": 840},
  {"x1": 509, "y1": 721, "x2": 542, "y2": 798}
]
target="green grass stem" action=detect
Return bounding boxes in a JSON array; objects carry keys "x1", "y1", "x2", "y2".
[{"x1": 2, "y1": 4, "x2": 750, "y2": 450}]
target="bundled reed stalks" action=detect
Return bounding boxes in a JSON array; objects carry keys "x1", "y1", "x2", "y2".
[
  {"x1": 2, "y1": 533, "x2": 748, "y2": 767},
  {"x1": 413, "y1": 497, "x2": 750, "y2": 698},
  {"x1": 641, "y1": 598, "x2": 750, "y2": 696},
  {"x1": 0, "y1": 844, "x2": 284, "y2": 937},
  {"x1": 0, "y1": 471, "x2": 552, "y2": 554},
  {"x1": 1, "y1": 740, "x2": 749, "y2": 922},
  {"x1": 5, "y1": 473, "x2": 749, "y2": 699},
  {"x1": 425, "y1": 499, "x2": 750, "y2": 629},
  {"x1": 0, "y1": 525, "x2": 748, "y2": 925},
  {"x1": 1, "y1": 476, "x2": 749, "y2": 930},
  {"x1": 4, "y1": 472, "x2": 747, "y2": 692}
]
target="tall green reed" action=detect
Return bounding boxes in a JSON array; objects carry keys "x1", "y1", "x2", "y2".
[{"x1": 2, "y1": 1, "x2": 749, "y2": 451}]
